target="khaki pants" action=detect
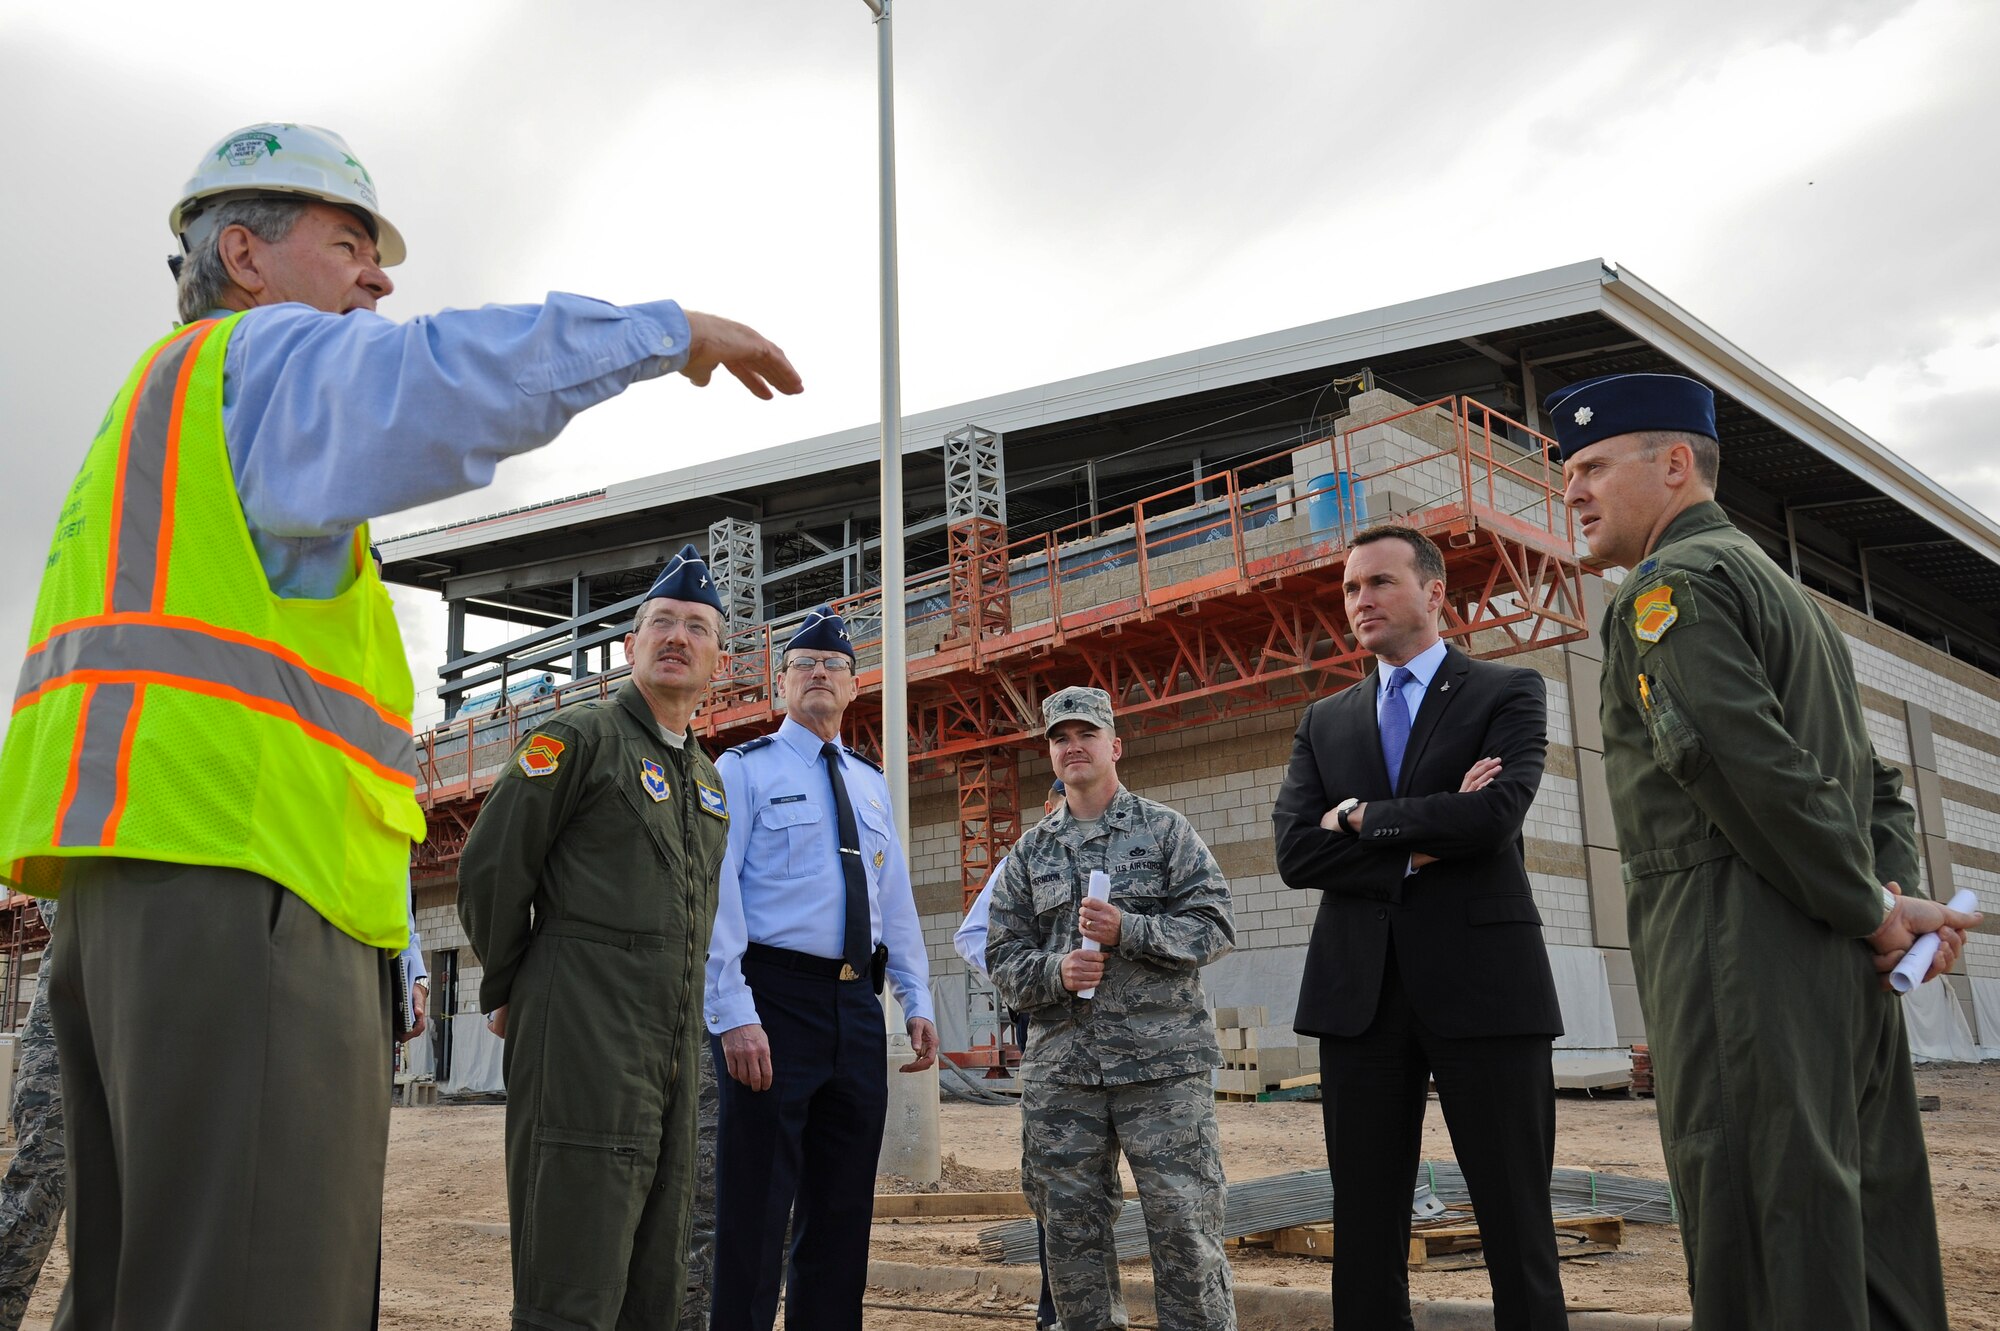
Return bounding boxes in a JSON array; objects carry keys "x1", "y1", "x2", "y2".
[{"x1": 48, "y1": 859, "x2": 390, "y2": 1331}]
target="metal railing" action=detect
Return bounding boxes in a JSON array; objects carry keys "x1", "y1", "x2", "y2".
[{"x1": 414, "y1": 395, "x2": 1572, "y2": 802}]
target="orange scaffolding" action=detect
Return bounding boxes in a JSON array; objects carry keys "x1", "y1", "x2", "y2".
[{"x1": 411, "y1": 396, "x2": 1590, "y2": 900}]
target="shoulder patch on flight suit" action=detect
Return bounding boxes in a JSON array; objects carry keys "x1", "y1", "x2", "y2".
[
  {"x1": 696, "y1": 779, "x2": 728, "y2": 820},
  {"x1": 518, "y1": 734, "x2": 564, "y2": 778},
  {"x1": 639, "y1": 758, "x2": 670, "y2": 802},
  {"x1": 1630, "y1": 571, "x2": 1697, "y2": 649}
]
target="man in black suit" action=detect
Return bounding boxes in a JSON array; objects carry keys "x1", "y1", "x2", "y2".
[{"x1": 1272, "y1": 524, "x2": 1566, "y2": 1331}]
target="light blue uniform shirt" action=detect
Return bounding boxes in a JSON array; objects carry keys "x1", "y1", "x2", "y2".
[
  {"x1": 401, "y1": 885, "x2": 427, "y2": 986},
  {"x1": 951, "y1": 858, "x2": 1009, "y2": 978},
  {"x1": 1376, "y1": 636, "x2": 1449, "y2": 733},
  {"x1": 705, "y1": 717, "x2": 935, "y2": 1033},
  {"x1": 209, "y1": 295, "x2": 690, "y2": 599}
]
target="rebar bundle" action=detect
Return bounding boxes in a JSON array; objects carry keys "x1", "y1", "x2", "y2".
[{"x1": 975, "y1": 1163, "x2": 1675, "y2": 1264}]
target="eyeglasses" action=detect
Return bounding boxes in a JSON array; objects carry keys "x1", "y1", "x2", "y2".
[
  {"x1": 636, "y1": 613, "x2": 718, "y2": 641},
  {"x1": 784, "y1": 655, "x2": 855, "y2": 675}
]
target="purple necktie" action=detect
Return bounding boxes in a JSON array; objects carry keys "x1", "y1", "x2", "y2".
[{"x1": 1380, "y1": 666, "x2": 1415, "y2": 791}]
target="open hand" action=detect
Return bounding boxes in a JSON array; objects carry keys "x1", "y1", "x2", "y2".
[
  {"x1": 679, "y1": 311, "x2": 803, "y2": 399},
  {"x1": 721, "y1": 1022, "x2": 775, "y2": 1091},
  {"x1": 901, "y1": 1018, "x2": 939, "y2": 1073}
]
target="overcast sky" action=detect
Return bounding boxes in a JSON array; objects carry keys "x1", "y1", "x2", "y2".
[{"x1": 5, "y1": 0, "x2": 1997, "y2": 722}]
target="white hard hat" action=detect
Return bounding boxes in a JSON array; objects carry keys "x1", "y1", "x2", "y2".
[{"x1": 169, "y1": 122, "x2": 406, "y2": 266}]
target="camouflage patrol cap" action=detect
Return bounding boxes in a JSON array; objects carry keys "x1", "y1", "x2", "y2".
[{"x1": 1042, "y1": 686, "x2": 1114, "y2": 736}]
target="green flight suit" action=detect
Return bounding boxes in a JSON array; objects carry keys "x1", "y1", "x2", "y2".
[
  {"x1": 460, "y1": 681, "x2": 730, "y2": 1331},
  {"x1": 1599, "y1": 501, "x2": 1949, "y2": 1330}
]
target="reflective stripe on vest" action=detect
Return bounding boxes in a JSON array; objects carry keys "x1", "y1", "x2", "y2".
[
  {"x1": 19, "y1": 321, "x2": 417, "y2": 835},
  {"x1": 0, "y1": 313, "x2": 421, "y2": 945}
]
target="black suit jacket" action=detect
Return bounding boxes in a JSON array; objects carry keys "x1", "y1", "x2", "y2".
[{"x1": 1274, "y1": 645, "x2": 1563, "y2": 1040}]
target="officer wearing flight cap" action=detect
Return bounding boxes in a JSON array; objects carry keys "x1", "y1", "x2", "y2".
[
  {"x1": 460, "y1": 542, "x2": 734, "y2": 1331},
  {"x1": 1553, "y1": 372, "x2": 1978, "y2": 1329},
  {"x1": 704, "y1": 604, "x2": 937, "y2": 1331}
]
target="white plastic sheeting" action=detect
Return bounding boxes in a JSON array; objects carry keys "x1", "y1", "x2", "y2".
[
  {"x1": 1546, "y1": 943, "x2": 1621, "y2": 1050},
  {"x1": 440, "y1": 1014, "x2": 508, "y2": 1095},
  {"x1": 1902, "y1": 979, "x2": 1980, "y2": 1063},
  {"x1": 1972, "y1": 976, "x2": 2000, "y2": 1061}
]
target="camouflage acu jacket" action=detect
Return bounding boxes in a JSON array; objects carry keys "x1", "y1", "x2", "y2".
[{"x1": 987, "y1": 787, "x2": 1234, "y2": 1085}]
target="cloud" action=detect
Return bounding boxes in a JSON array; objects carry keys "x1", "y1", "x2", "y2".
[{"x1": 1, "y1": 0, "x2": 1996, "y2": 716}]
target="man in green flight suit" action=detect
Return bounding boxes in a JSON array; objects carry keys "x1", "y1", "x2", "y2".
[
  {"x1": 460, "y1": 543, "x2": 734, "y2": 1331},
  {"x1": 1552, "y1": 372, "x2": 1982, "y2": 1330}
]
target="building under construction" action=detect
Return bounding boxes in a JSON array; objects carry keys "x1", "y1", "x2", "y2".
[{"x1": 13, "y1": 260, "x2": 1994, "y2": 1087}]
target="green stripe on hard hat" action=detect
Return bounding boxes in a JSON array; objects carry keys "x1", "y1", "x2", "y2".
[{"x1": 170, "y1": 122, "x2": 406, "y2": 266}]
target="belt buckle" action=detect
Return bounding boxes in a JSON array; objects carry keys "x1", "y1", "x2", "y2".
[{"x1": 838, "y1": 963, "x2": 860, "y2": 981}]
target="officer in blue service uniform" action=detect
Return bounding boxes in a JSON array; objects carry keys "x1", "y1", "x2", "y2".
[
  {"x1": 705, "y1": 604, "x2": 939, "y2": 1331},
  {"x1": 460, "y1": 545, "x2": 733, "y2": 1331},
  {"x1": 1558, "y1": 372, "x2": 1978, "y2": 1329}
]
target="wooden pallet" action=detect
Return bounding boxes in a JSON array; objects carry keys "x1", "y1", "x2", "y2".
[{"x1": 1269, "y1": 1212, "x2": 1625, "y2": 1267}]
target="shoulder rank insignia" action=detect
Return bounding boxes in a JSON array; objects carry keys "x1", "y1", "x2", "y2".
[
  {"x1": 518, "y1": 734, "x2": 564, "y2": 778},
  {"x1": 1632, "y1": 585, "x2": 1679, "y2": 644},
  {"x1": 696, "y1": 779, "x2": 728, "y2": 820},
  {"x1": 640, "y1": 758, "x2": 670, "y2": 802},
  {"x1": 729, "y1": 735, "x2": 777, "y2": 755},
  {"x1": 845, "y1": 745, "x2": 884, "y2": 774}
]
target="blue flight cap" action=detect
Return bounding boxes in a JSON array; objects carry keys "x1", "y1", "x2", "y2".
[
  {"x1": 643, "y1": 543, "x2": 724, "y2": 613},
  {"x1": 785, "y1": 604, "x2": 855, "y2": 660},
  {"x1": 1543, "y1": 372, "x2": 1718, "y2": 463}
]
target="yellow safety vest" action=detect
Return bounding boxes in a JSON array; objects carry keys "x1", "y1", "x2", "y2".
[{"x1": 0, "y1": 314, "x2": 423, "y2": 948}]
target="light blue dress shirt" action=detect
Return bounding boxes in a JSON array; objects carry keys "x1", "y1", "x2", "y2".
[
  {"x1": 951, "y1": 858, "x2": 1009, "y2": 979},
  {"x1": 401, "y1": 885, "x2": 427, "y2": 986},
  {"x1": 1375, "y1": 636, "x2": 1450, "y2": 740},
  {"x1": 209, "y1": 295, "x2": 691, "y2": 600},
  {"x1": 705, "y1": 717, "x2": 935, "y2": 1033}
]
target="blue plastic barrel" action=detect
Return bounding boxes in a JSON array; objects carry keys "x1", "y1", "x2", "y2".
[{"x1": 1307, "y1": 472, "x2": 1366, "y2": 531}]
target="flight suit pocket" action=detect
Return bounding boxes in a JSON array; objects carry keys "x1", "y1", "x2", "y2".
[
  {"x1": 1641, "y1": 674, "x2": 1709, "y2": 785},
  {"x1": 526, "y1": 1125, "x2": 651, "y2": 1289},
  {"x1": 754, "y1": 801, "x2": 824, "y2": 878}
]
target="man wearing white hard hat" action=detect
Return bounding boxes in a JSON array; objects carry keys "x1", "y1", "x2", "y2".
[{"x1": 0, "y1": 121, "x2": 801, "y2": 1331}]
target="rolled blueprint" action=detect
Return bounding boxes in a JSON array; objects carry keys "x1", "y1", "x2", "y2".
[
  {"x1": 1078, "y1": 869, "x2": 1112, "y2": 999},
  {"x1": 1889, "y1": 889, "x2": 1978, "y2": 995}
]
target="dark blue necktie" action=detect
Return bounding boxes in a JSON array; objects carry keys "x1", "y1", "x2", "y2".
[
  {"x1": 822, "y1": 742, "x2": 872, "y2": 978},
  {"x1": 1380, "y1": 666, "x2": 1415, "y2": 792}
]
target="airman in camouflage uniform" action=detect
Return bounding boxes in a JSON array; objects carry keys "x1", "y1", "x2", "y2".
[
  {"x1": 1554, "y1": 373, "x2": 1978, "y2": 1330},
  {"x1": 0, "y1": 901, "x2": 64, "y2": 1331},
  {"x1": 988, "y1": 687, "x2": 1237, "y2": 1331}
]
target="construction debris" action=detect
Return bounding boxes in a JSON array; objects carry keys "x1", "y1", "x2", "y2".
[
  {"x1": 975, "y1": 1163, "x2": 1676, "y2": 1264},
  {"x1": 1212, "y1": 1007, "x2": 1320, "y2": 1099}
]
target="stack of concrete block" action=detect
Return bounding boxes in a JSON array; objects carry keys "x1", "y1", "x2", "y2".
[{"x1": 1212, "y1": 1006, "x2": 1320, "y2": 1097}]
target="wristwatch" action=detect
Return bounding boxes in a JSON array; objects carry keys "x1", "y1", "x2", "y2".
[{"x1": 1334, "y1": 797, "x2": 1362, "y2": 835}]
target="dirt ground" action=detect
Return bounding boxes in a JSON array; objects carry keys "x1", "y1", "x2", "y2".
[{"x1": 18, "y1": 1064, "x2": 2000, "y2": 1328}]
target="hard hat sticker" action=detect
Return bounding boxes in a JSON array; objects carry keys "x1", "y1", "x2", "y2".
[{"x1": 219, "y1": 132, "x2": 281, "y2": 167}]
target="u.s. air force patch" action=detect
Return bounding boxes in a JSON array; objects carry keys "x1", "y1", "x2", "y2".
[
  {"x1": 517, "y1": 734, "x2": 564, "y2": 778},
  {"x1": 640, "y1": 759, "x2": 670, "y2": 802},
  {"x1": 1629, "y1": 572, "x2": 1696, "y2": 649},
  {"x1": 696, "y1": 779, "x2": 728, "y2": 820}
]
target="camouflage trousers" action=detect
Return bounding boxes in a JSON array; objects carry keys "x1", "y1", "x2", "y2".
[
  {"x1": 679, "y1": 1037, "x2": 718, "y2": 1331},
  {"x1": 0, "y1": 901, "x2": 65, "y2": 1331},
  {"x1": 1020, "y1": 1073, "x2": 1233, "y2": 1331}
]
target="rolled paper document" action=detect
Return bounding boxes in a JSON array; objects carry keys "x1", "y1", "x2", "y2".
[
  {"x1": 1078, "y1": 870, "x2": 1112, "y2": 999},
  {"x1": 1889, "y1": 889, "x2": 1979, "y2": 995}
]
